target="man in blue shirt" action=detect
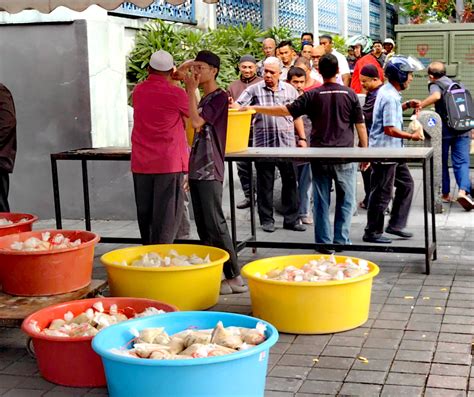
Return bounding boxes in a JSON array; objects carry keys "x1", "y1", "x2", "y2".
[{"x1": 363, "y1": 56, "x2": 424, "y2": 244}]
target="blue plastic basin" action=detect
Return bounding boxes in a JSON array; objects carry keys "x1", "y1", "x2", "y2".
[{"x1": 92, "y1": 311, "x2": 279, "y2": 397}]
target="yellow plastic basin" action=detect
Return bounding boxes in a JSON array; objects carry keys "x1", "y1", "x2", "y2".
[
  {"x1": 186, "y1": 109, "x2": 255, "y2": 153},
  {"x1": 100, "y1": 244, "x2": 229, "y2": 311},
  {"x1": 242, "y1": 255, "x2": 380, "y2": 334}
]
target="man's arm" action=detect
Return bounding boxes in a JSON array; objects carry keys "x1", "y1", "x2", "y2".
[
  {"x1": 418, "y1": 92, "x2": 441, "y2": 109},
  {"x1": 241, "y1": 105, "x2": 290, "y2": 116},
  {"x1": 0, "y1": 86, "x2": 16, "y2": 146},
  {"x1": 355, "y1": 122, "x2": 368, "y2": 148},
  {"x1": 184, "y1": 72, "x2": 206, "y2": 129},
  {"x1": 293, "y1": 117, "x2": 307, "y2": 147},
  {"x1": 342, "y1": 73, "x2": 351, "y2": 87},
  {"x1": 384, "y1": 125, "x2": 423, "y2": 141}
]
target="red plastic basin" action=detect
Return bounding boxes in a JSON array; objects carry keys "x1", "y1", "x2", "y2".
[
  {"x1": 21, "y1": 297, "x2": 178, "y2": 387},
  {"x1": 0, "y1": 212, "x2": 38, "y2": 237},
  {"x1": 0, "y1": 230, "x2": 100, "y2": 296}
]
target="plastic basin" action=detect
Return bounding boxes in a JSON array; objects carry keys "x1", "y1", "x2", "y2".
[
  {"x1": 242, "y1": 255, "x2": 380, "y2": 334},
  {"x1": 0, "y1": 212, "x2": 38, "y2": 237},
  {"x1": 186, "y1": 109, "x2": 255, "y2": 153},
  {"x1": 92, "y1": 311, "x2": 279, "y2": 397},
  {"x1": 100, "y1": 244, "x2": 229, "y2": 311},
  {"x1": 0, "y1": 230, "x2": 100, "y2": 296},
  {"x1": 21, "y1": 297, "x2": 178, "y2": 387}
]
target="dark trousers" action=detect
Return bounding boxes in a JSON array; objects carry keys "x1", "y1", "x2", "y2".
[
  {"x1": 255, "y1": 160, "x2": 299, "y2": 226},
  {"x1": 237, "y1": 161, "x2": 252, "y2": 198},
  {"x1": 189, "y1": 179, "x2": 239, "y2": 279},
  {"x1": 133, "y1": 172, "x2": 185, "y2": 245},
  {"x1": 365, "y1": 163, "x2": 414, "y2": 236},
  {"x1": 0, "y1": 171, "x2": 9, "y2": 212},
  {"x1": 361, "y1": 166, "x2": 372, "y2": 207}
]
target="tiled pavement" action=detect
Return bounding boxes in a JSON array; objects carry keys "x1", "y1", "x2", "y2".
[{"x1": 0, "y1": 169, "x2": 473, "y2": 396}]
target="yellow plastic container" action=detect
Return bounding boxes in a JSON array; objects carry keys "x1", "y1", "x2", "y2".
[
  {"x1": 100, "y1": 244, "x2": 229, "y2": 311},
  {"x1": 186, "y1": 109, "x2": 255, "y2": 153},
  {"x1": 242, "y1": 255, "x2": 380, "y2": 334}
]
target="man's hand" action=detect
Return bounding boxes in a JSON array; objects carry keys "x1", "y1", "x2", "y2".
[
  {"x1": 173, "y1": 60, "x2": 194, "y2": 81},
  {"x1": 297, "y1": 139, "x2": 307, "y2": 148},
  {"x1": 184, "y1": 68, "x2": 200, "y2": 93},
  {"x1": 238, "y1": 106, "x2": 252, "y2": 112},
  {"x1": 411, "y1": 129, "x2": 424, "y2": 141},
  {"x1": 229, "y1": 98, "x2": 241, "y2": 110},
  {"x1": 182, "y1": 175, "x2": 190, "y2": 193},
  {"x1": 359, "y1": 162, "x2": 370, "y2": 172},
  {"x1": 406, "y1": 99, "x2": 421, "y2": 110}
]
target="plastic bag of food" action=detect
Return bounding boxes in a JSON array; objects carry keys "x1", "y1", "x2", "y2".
[
  {"x1": 408, "y1": 115, "x2": 424, "y2": 140},
  {"x1": 183, "y1": 331, "x2": 211, "y2": 348},
  {"x1": 137, "y1": 328, "x2": 171, "y2": 345},
  {"x1": 133, "y1": 343, "x2": 170, "y2": 359},
  {"x1": 210, "y1": 321, "x2": 243, "y2": 349}
]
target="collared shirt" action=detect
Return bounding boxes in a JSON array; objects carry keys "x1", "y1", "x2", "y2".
[
  {"x1": 237, "y1": 81, "x2": 298, "y2": 148},
  {"x1": 363, "y1": 85, "x2": 382, "y2": 134},
  {"x1": 280, "y1": 61, "x2": 295, "y2": 81},
  {"x1": 369, "y1": 82, "x2": 404, "y2": 148},
  {"x1": 227, "y1": 75, "x2": 263, "y2": 101},
  {"x1": 131, "y1": 74, "x2": 189, "y2": 174}
]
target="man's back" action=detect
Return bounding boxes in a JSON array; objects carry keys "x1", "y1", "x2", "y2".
[
  {"x1": 288, "y1": 82, "x2": 363, "y2": 147},
  {"x1": 0, "y1": 84, "x2": 16, "y2": 174}
]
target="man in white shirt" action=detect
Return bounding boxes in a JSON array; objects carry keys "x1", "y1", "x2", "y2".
[{"x1": 319, "y1": 34, "x2": 351, "y2": 86}]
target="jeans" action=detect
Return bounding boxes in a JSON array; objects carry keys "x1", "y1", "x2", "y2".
[
  {"x1": 297, "y1": 163, "x2": 312, "y2": 217},
  {"x1": 365, "y1": 162, "x2": 414, "y2": 236},
  {"x1": 441, "y1": 129, "x2": 471, "y2": 194},
  {"x1": 311, "y1": 162, "x2": 357, "y2": 244}
]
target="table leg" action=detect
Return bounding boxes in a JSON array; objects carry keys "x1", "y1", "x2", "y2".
[
  {"x1": 422, "y1": 159, "x2": 430, "y2": 275},
  {"x1": 430, "y1": 156, "x2": 437, "y2": 261},
  {"x1": 50, "y1": 156, "x2": 62, "y2": 229},
  {"x1": 249, "y1": 161, "x2": 257, "y2": 254},
  {"x1": 228, "y1": 161, "x2": 237, "y2": 249},
  {"x1": 81, "y1": 160, "x2": 91, "y2": 231}
]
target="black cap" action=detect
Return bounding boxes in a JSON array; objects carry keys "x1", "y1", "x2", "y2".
[
  {"x1": 195, "y1": 50, "x2": 220, "y2": 69},
  {"x1": 239, "y1": 54, "x2": 257, "y2": 64},
  {"x1": 360, "y1": 64, "x2": 380, "y2": 78}
]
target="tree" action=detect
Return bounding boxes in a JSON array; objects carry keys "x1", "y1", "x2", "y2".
[{"x1": 391, "y1": 0, "x2": 474, "y2": 23}]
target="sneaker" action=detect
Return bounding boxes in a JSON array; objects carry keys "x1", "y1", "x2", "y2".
[
  {"x1": 283, "y1": 223, "x2": 306, "y2": 232},
  {"x1": 236, "y1": 197, "x2": 251, "y2": 209},
  {"x1": 262, "y1": 223, "x2": 275, "y2": 233},
  {"x1": 457, "y1": 195, "x2": 473, "y2": 211},
  {"x1": 316, "y1": 247, "x2": 335, "y2": 255},
  {"x1": 300, "y1": 216, "x2": 313, "y2": 225},
  {"x1": 363, "y1": 234, "x2": 392, "y2": 244}
]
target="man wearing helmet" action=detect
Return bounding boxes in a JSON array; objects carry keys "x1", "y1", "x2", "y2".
[
  {"x1": 383, "y1": 38, "x2": 396, "y2": 65},
  {"x1": 363, "y1": 56, "x2": 424, "y2": 244}
]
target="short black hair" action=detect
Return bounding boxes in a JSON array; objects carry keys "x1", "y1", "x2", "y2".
[
  {"x1": 318, "y1": 54, "x2": 338, "y2": 79},
  {"x1": 372, "y1": 39, "x2": 383, "y2": 46},
  {"x1": 319, "y1": 34, "x2": 333, "y2": 43},
  {"x1": 277, "y1": 40, "x2": 293, "y2": 50},
  {"x1": 301, "y1": 32, "x2": 314, "y2": 40},
  {"x1": 287, "y1": 66, "x2": 306, "y2": 81}
]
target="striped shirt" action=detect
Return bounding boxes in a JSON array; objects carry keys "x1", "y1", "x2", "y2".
[
  {"x1": 237, "y1": 81, "x2": 299, "y2": 148},
  {"x1": 369, "y1": 82, "x2": 404, "y2": 148}
]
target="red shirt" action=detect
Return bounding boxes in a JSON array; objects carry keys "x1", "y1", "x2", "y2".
[
  {"x1": 131, "y1": 74, "x2": 189, "y2": 174},
  {"x1": 304, "y1": 82, "x2": 322, "y2": 92},
  {"x1": 350, "y1": 54, "x2": 385, "y2": 94}
]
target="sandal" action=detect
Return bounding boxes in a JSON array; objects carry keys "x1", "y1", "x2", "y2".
[{"x1": 441, "y1": 194, "x2": 453, "y2": 203}]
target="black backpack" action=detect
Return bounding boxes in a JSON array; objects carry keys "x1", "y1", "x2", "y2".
[{"x1": 432, "y1": 80, "x2": 474, "y2": 132}]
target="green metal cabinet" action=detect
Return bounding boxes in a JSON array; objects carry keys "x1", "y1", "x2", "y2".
[{"x1": 396, "y1": 23, "x2": 474, "y2": 104}]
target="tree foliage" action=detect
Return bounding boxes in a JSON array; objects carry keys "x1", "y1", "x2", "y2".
[{"x1": 391, "y1": 0, "x2": 474, "y2": 24}]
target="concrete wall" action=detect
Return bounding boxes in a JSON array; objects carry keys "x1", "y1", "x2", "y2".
[{"x1": 0, "y1": 21, "x2": 136, "y2": 219}]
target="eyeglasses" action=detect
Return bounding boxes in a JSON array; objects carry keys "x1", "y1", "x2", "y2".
[{"x1": 193, "y1": 65, "x2": 211, "y2": 71}]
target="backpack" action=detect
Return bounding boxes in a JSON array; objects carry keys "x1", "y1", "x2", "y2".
[{"x1": 432, "y1": 80, "x2": 474, "y2": 132}]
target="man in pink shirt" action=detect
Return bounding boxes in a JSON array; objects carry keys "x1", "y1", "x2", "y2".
[{"x1": 131, "y1": 50, "x2": 189, "y2": 244}]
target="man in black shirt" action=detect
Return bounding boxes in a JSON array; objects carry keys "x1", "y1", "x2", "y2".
[
  {"x1": 240, "y1": 54, "x2": 368, "y2": 253},
  {"x1": 0, "y1": 83, "x2": 16, "y2": 212}
]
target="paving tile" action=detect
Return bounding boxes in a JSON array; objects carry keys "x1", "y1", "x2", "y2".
[
  {"x1": 320, "y1": 346, "x2": 359, "y2": 358},
  {"x1": 380, "y1": 385, "x2": 423, "y2": 396},
  {"x1": 427, "y1": 374, "x2": 467, "y2": 390},
  {"x1": 430, "y1": 364, "x2": 470, "y2": 377},
  {"x1": 270, "y1": 365, "x2": 311, "y2": 379},
  {"x1": 385, "y1": 372, "x2": 427, "y2": 386},
  {"x1": 15, "y1": 376, "x2": 55, "y2": 390},
  {"x1": 367, "y1": 329, "x2": 404, "y2": 340},
  {"x1": 446, "y1": 300, "x2": 473, "y2": 309},
  {"x1": 351, "y1": 358, "x2": 391, "y2": 372},
  {"x1": 307, "y1": 368, "x2": 347, "y2": 382},
  {"x1": 265, "y1": 377, "x2": 304, "y2": 393},
  {"x1": 277, "y1": 334, "x2": 297, "y2": 343},
  {"x1": 394, "y1": 349, "x2": 433, "y2": 362},
  {"x1": 3, "y1": 390, "x2": 45, "y2": 397},
  {"x1": 406, "y1": 320, "x2": 442, "y2": 332},
  {"x1": 277, "y1": 354, "x2": 316, "y2": 367},
  {"x1": 339, "y1": 382, "x2": 382, "y2": 396},
  {"x1": 380, "y1": 304, "x2": 413, "y2": 313},
  {"x1": 327, "y1": 336, "x2": 365, "y2": 348},
  {"x1": 424, "y1": 388, "x2": 466, "y2": 397},
  {"x1": 86, "y1": 388, "x2": 108, "y2": 395},
  {"x1": 443, "y1": 315, "x2": 474, "y2": 325},
  {"x1": 445, "y1": 307, "x2": 474, "y2": 316},
  {"x1": 0, "y1": 375, "x2": 24, "y2": 389},
  {"x1": 345, "y1": 370, "x2": 387, "y2": 384},
  {"x1": 312, "y1": 356, "x2": 354, "y2": 370},
  {"x1": 398, "y1": 339, "x2": 436, "y2": 351},
  {"x1": 412, "y1": 305, "x2": 445, "y2": 314},
  {"x1": 377, "y1": 311, "x2": 411, "y2": 321},
  {"x1": 409, "y1": 314, "x2": 443, "y2": 323},
  {"x1": 286, "y1": 344, "x2": 324, "y2": 356},
  {"x1": 372, "y1": 319, "x2": 408, "y2": 329},
  {"x1": 433, "y1": 351, "x2": 472, "y2": 365},
  {"x1": 298, "y1": 380, "x2": 342, "y2": 395},
  {"x1": 436, "y1": 342, "x2": 471, "y2": 354},
  {"x1": 363, "y1": 337, "x2": 400, "y2": 350},
  {"x1": 389, "y1": 360, "x2": 431, "y2": 375},
  {"x1": 336, "y1": 327, "x2": 370, "y2": 338},
  {"x1": 438, "y1": 333, "x2": 473, "y2": 344},
  {"x1": 358, "y1": 348, "x2": 397, "y2": 360},
  {"x1": 264, "y1": 392, "x2": 294, "y2": 397},
  {"x1": 293, "y1": 335, "x2": 331, "y2": 345},
  {"x1": 271, "y1": 343, "x2": 292, "y2": 355}
]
